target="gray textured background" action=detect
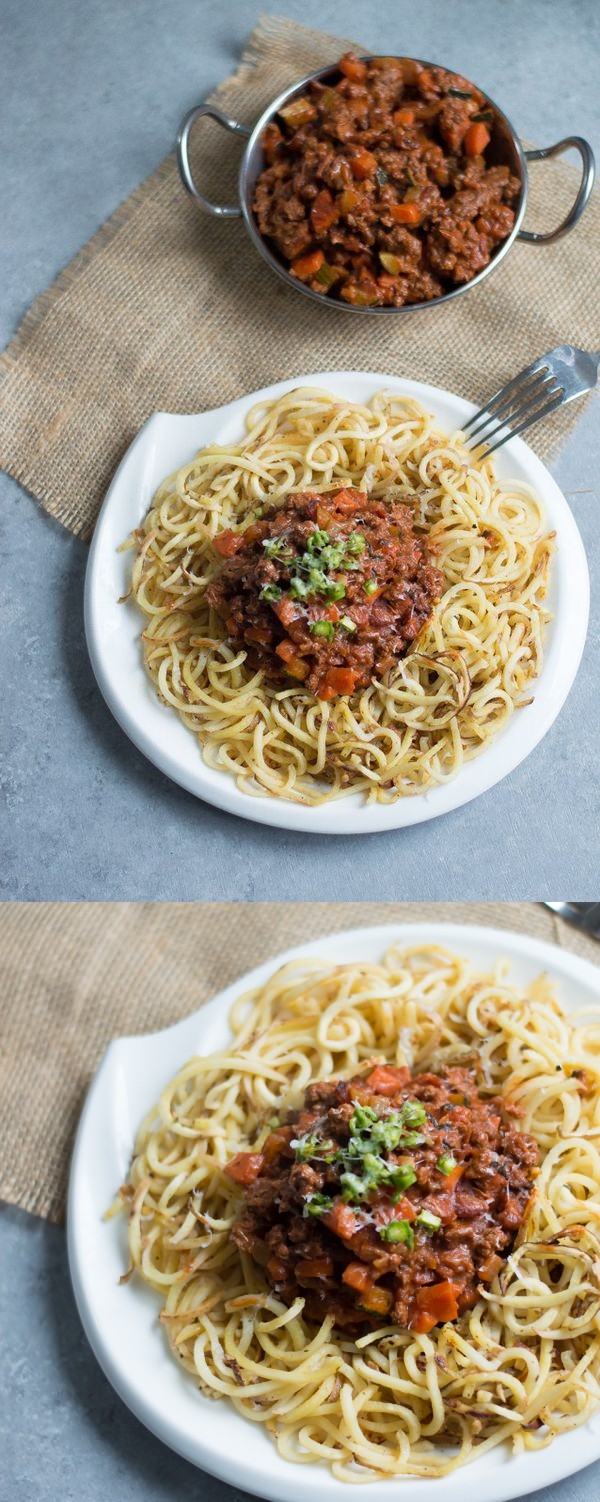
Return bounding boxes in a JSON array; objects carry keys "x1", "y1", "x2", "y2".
[{"x1": 1, "y1": 0, "x2": 599, "y2": 904}]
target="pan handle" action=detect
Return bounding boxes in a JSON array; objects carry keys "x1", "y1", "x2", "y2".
[
  {"x1": 177, "y1": 104, "x2": 251, "y2": 217},
  {"x1": 518, "y1": 136, "x2": 595, "y2": 243}
]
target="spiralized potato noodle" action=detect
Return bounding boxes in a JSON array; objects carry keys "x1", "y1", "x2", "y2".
[
  {"x1": 125, "y1": 390, "x2": 553, "y2": 804},
  {"x1": 115, "y1": 943, "x2": 600, "y2": 1481}
]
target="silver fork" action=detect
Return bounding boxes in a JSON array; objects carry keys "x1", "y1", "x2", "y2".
[
  {"x1": 462, "y1": 344, "x2": 600, "y2": 458},
  {"x1": 543, "y1": 902, "x2": 600, "y2": 938}
]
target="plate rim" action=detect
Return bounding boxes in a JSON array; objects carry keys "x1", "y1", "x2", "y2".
[
  {"x1": 84, "y1": 370, "x2": 590, "y2": 835},
  {"x1": 67, "y1": 920, "x2": 600, "y2": 1502}
]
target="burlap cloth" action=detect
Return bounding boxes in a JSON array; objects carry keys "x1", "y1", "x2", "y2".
[
  {"x1": 0, "y1": 15, "x2": 598, "y2": 540},
  {"x1": 0, "y1": 901, "x2": 598, "y2": 1224}
]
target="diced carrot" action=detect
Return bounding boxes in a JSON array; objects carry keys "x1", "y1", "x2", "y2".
[
  {"x1": 224, "y1": 1152, "x2": 265, "y2": 1186},
  {"x1": 389, "y1": 202, "x2": 422, "y2": 225},
  {"x1": 246, "y1": 627, "x2": 272, "y2": 646},
  {"x1": 350, "y1": 149, "x2": 378, "y2": 180},
  {"x1": 365, "y1": 1064, "x2": 407, "y2": 1096},
  {"x1": 477, "y1": 1252, "x2": 503, "y2": 1283},
  {"x1": 286, "y1": 658, "x2": 309, "y2": 681},
  {"x1": 323, "y1": 603, "x2": 341, "y2": 623},
  {"x1": 372, "y1": 1194, "x2": 415, "y2": 1228},
  {"x1": 262, "y1": 1127, "x2": 293, "y2": 1161},
  {"x1": 311, "y1": 189, "x2": 339, "y2": 235},
  {"x1": 393, "y1": 108, "x2": 415, "y2": 126},
  {"x1": 339, "y1": 54, "x2": 368, "y2": 82},
  {"x1": 291, "y1": 249, "x2": 325, "y2": 279},
  {"x1": 213, "y1": 529, "x2": 245, "y2": 557},
  {"x1": 297, "y1": 1257, "x2": 334, "y2": 1278},
  {"x1": 342, "y1": 1261, "x2": 372, "y2": 1293},
  {"x1": 443, "y1": 1164, "x2": 464, "y2": 1191},
  {"x1": 275, "y1": 639, "x2": 297, "y2": 663},
  {"x1": 267, "y1": 1254, "x2": 288, "y2": 1281},
  {"x1": 317, "y1": 667, "x2": 359, "y2": 700},
  {"x1": 411, "y1": 1309, "x2": 437, "y2": 1334},
  {"x1": 316, "y1": 504, "x2": 332, "y2": 528},
  {"x1": 325, "y1": 1200, "x2": 358, "y2": 1242},
  {"x1": 415, "y1": 1280, "x2": 459, "y2": 1324},
  {"x1": 338, "y1": 188, "x2": 360, "y2": 214},
  {"x1": 330, "y1": 487, "x2": 364, "y2": 511},
  {"x1": 464, "y1": 122, "x2": 490, "y2": 157},
  {"x1": 359, "y1": 1284, "x2": 393, "y2": 1315}
]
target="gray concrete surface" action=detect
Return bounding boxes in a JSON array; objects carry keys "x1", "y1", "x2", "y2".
[
  {"x1": 1, "y1": 0, "x2": 599, "y2": 900},
  {"x1": 1, "y1": 1201, "x2": 599, "y2": 1501}
]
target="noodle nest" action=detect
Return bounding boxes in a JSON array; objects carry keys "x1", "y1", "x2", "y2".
[
  {"x1": 126, "y1": 389, "x2": 553, "y2": 804},
  {"x1": 116, "y1": 942, "x2": 600, "y2": 1482}
]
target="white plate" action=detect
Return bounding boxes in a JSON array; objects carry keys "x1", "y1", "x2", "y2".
[
  {"x1": 84, "y1": 372, "x2": 589, "y2": 834},
  {"x1": 68, "y1": 921, "x2": 600, "y2": 1502}
]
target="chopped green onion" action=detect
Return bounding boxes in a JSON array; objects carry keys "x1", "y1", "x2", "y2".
[
  {"x1": 309, "y1": 619, "x2": 335, "y2": 640},
  {"x1": 350, "y1": 1103, "x2": 379, "y2": 1132},
  {"x1": 340, "y1": 614, "x2": 357, "y2": 633},
  {"x1": 290, "y1": 576, "x2": 311, "y2": 599},
  {"x1": 260, "y1": 583, "x2": 282, "y2": 602},
  {"x1": 308, "y1": 528, "x2": 330, "y2": 552},
  {"x1": 437, "y1": 1152, "x2": 457, "y2": 1176},
  {"x1": 254, "y1": 505, "x2": 265, "y2": 518},
  {"x1": 346, "y1": 533, "x2": 366, "y2": 555},
  {"x1": 340, "y1": 1171, "x2": 369, "y2": 1202},
  {"x1": 390, "y1": 1163, "x2": 417, "y2": 1193},
  {"x1": 324, "y1": 580, "x2": 346, "y2": 601},
  {"x1": 416, "y1": 1209, "x2": 442, "y2": 1231},
  {"x1": 293, "y1": 1133, "x2": 321, "y2": 1160},
  {"x1": 402, "y1": 1099, "x2": 427, "y2": 1128},
  {"x1": 267, "y1": 1115, "x2": 280, "y2": 1128},
  {"x1": 303, "y1": 1192, "x2": 333, "y2": 1217},
  {"x1": 379, "y1": 1219, "x2": 414, "y2": 1247},
  {"x1": 363, "y1": 579, "x2": 378, "y2": 595}
]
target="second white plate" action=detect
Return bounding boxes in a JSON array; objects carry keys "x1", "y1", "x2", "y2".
[
  {"x1": 84, "y1": 371, "x2": 589, "y2": 834},
  {"x1": 67, "y1": 922, "x2": 600, "y2": 1502}
]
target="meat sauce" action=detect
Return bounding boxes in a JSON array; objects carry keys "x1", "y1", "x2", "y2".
[
  {"x1": 206, "y1": 488, "x2": 443, "y2": 700},
  {"x1": 253, "y1": 54, "x2": 521, "y2": 307},
  {"x1": 227, "y1": 1063, "x2": 538, "y2": 1333}
]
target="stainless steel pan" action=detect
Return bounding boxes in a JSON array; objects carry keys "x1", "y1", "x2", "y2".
[{"x1": 177, "y1": 56, "x2": 595, "y2": 316}]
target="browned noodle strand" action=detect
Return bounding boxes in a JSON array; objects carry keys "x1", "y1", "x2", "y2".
[
  {"x1": 125, "y1": 389, "x2": 553, "y2": 804},
  {"x1": 114, "y1": 943, "x2": 600, "y2": 1481}
]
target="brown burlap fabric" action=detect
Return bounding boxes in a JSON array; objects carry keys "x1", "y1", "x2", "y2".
[
  {"x1": 0, "y1": 901, "x2": 598, "y2": 1224},
  {"x1": 0, "y1": 15, "x2": 598, "y2": 540}
]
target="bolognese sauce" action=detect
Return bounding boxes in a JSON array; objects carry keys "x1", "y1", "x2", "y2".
[
  {"x1": 226, "y1": 1063, "x2": 538, "y2": 1332},
  {"x1": 253, "y1": 54, "x2": 520, "y2": 306},
  {"x1": 206, "y1": 487, "x2": 443, "y2": 700}
]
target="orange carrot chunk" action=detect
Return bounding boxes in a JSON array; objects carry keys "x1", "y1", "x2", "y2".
[
  {"x1": 339, "y1": 54, "x2": 368, "y2": 82},
  {"x1": 291, "y1": 249, "x2": 325, "y2": 279},
  {"x1": 464, "y1": 122, "x2": 490, "y2": 157},
  {"x1": 365, "y1": 1064, "x2": 407, "y2": 1095},
  {"x1": 350, "y1": 148, "x2": 378, "y2": 180},
  {"x1": 415, "y1": 1280, "x2": 459, "y2": 1324},
  {"x1": 389, "y1": 202, "x2": 422, "y2": 225},
  {"x1": 297, "y1": 1257, "x2": 334, "y2": 1278},
  {"x1": 224, "y1": 1152, "x2": 266, "y2": 1185}
]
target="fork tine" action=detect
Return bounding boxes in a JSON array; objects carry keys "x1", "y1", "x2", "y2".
[
  {"x1": 461, "y1": 358, "x2": 551, "y2": 434},
  {"x1": 465, "y1": 370, "x2": 558, "y2": 443},
  {"x1": 473, "y1": 391, "x2": 565, "y2": 459},
  {"x1": 466, "y1": 376, "x2": 563, "y2": 449}
]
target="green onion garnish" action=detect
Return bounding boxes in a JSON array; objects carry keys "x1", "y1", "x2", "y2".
[
  {"x1": 309, "y1": 619, "x2": 335, "y2": 640},
  {"x1": 260, "y1": 583, "x2": 282, "y2": 602},
  {"x1": 437, "y1": 1152, "x2": 457, "y2": 1176},
  {"x1": 340, "y1": 615, "x2": 357, "y2": 633},
  {"x1": 303, "y1": 1192, "x2": 333, "y2": 1217},
  {"x1": 379, "y1": 1219, "x2": 414, "y2": 1247},
  {"x1": 416, "y1": 1209, "x2": 442, "y2": 1231},
  {"x1": 363, "y1": 579, "x2": 378, "y2": 595}
]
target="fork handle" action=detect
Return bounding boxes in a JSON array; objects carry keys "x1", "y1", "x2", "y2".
[{"x1": 518, "y1": 137, "x2": 595, "y2": 244}]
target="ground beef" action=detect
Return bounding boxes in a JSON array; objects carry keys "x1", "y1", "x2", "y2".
[
  {"x1": 205, "y1": 488, "x2": 443, "y2": 700},
  {"x1": 228, "y1": 1063, "x2": 538, "y2": 1332},
  {"x1": 253, "y1": 54, "x2": 520, "y2": 306}
]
